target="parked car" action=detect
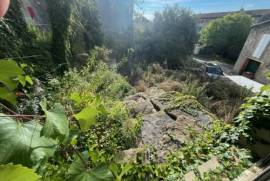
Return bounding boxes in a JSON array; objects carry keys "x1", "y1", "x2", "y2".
[{"x1": 205, "y1": 64, "x2": 224, "y2": 78}]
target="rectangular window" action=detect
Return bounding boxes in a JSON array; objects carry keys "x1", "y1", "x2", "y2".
[
  {"x1": 252, "y1": 34, "x2": 270, "y2": 59},
  {"x1": 252, "y1": 34, "x2": 270, "y2": 58}
]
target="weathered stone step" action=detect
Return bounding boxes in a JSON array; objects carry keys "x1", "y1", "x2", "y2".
[
  {"x1": 184, "y1": 156, "x2": 221, "y2": 181},
  {"x1": 234, "y1": 155, "x2": 270, "y2": 181}
]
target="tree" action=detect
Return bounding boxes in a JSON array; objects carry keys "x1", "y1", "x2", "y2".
[
  {"x1": 200, "y1": 13, "x2": 252, "y2": 60},
  {"x1": 46, "y1": 0, "x2": 103, "y2": 73},
  {"x1": 135, "y1": 7, "x2": 198, "y2": 68},
  {"x1": 70, "y1": 0, "x2": 103, "y2": 52},
  {"x1": 46, "y1": 0, "x2": 73, "y2": 73}
]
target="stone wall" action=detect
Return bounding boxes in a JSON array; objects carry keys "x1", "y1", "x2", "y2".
[{"x1": 234, "y1": 21, "x2": 270, "y2": 84}]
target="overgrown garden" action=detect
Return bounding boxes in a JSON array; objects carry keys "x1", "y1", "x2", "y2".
[{"x1": 0, "y1": 1, "x2": 269, "y2": 180}]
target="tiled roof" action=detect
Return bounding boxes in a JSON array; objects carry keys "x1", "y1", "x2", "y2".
[
  {"x1": 252, "y1": 19, "x2": 270, "y2": 28},
  {"x1": 198, "y1": 9, "x2": 270, "y2": 20}
]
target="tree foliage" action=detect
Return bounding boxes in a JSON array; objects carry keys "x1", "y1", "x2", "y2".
[
  {"x1": 200, "y1": 13, "x2": 252, "y2": 60},
  {"x1": 46, "y1": 0, "x2": 103, "y2": 73},
  {"x1": 46, "y1": 0, "x2": 73, "y2": 72},
  {"x1": 70, "y1": 0, "x2": 103, "y2": 53},
  {"x1": 135, "y1": 6, "x2": 197, "y2": 68}
]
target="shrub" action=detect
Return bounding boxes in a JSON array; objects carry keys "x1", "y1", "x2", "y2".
[
  {"x1": 206, "y1": 78, "x2": 252, "y2": 100},
  {"x1": 141, "y1": 64, "x2": 167, "y2": 86},
  {"x1": 200, "y1": 13, "x2": 252, "y2": 60},
  {"x1": 181, "y1": 74, "x2": 210, "y2": 103},
  {"x1": 134, "y1": 6, "x2": 198, "y2": 68},
  {"x1": 50, "y1": 47, "x2": 133, "y2": 100},
  {"x1": 236, "y1": 86, "x2": 270, "y2": 129},
  {"x1": 158, "y1": 80, "x2": 183, "y2": 92}
]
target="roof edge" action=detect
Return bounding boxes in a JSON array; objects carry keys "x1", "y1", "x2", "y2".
[{"x1": 252, "y1": 20, "x2": 270, "y2": 28}]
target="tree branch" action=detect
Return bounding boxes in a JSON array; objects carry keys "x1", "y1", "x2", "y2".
[
  {"x1": 71, "y1": 146, "x2": 88, "y2": 169},
  {"x1": 0, "y1": 103, "x2": 45, "y2": 121}
]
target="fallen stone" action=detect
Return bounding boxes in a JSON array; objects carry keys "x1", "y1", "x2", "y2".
[
  {"x1": 125, "y1": 92, "x2": 148, "y2": 101},
  {"x1": 124, "y1": 93, "x2": 156, "y2": 116},
  {"x1": 141, "y1": 112, "x2": 202, "y2": 161},
  {"x1": 142, "y1": 111, "x2": 174, "y2": 148},
  {"x1": 117, "y1": 148, "x2": 145, "y2": 163},
  {"x1": 184, "y1": 171, "x2": 196, "y2": 181},
  {"x1": 198, "y1": 156, "x2": 220, "y2": 176}
]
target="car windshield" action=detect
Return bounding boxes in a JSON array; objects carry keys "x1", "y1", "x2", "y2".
[{"x1": 207, "y1": 67, "x2": 222, "y2": 74}]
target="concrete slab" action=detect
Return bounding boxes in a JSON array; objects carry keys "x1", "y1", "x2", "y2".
[{"x1": 226, "y1": 75, "x2": 264, "y2": 93}]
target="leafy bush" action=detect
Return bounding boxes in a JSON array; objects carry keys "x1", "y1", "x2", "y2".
[
  {"x1": 56, "y1": 48, "x2": 134, "y2": 100},
  {"x1": 0, "y1": 60, "x2": 33, "y2": 105},
  {"x1": 47, "y1": 47, "x2": 138, "y2": 159},
  {"x1": 200, "y1": 13, "x2": 252, "y2": 60},
  {"x1": 0, "y1": 51, "x2": 141, "y2": 180},
  {"x1": 206, "y1": 78, "x2": 252, "y2": 101},
  {"x1": 236, "y1": 86, "x2": 270, "y2": 130},
  {"x1": 134, "y1": 6, "x2": 198, "y2": 68},
  {"x1": 181, "y1": 74, "x2": 210, "y2": 103}
]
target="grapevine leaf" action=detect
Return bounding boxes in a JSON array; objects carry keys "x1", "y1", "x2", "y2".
[
  {"x1": 18, "y1": 75, "x2": 26, "y2": 87},
  {"x1": 0, "y1": 87, "x2": 16, "y2": 105},
  {"x1": 0, "y1": 60, "x2": 24, "y2": 90},
  {"x1": 25, "y1": 75, "x2": 33, "y2": 85},
  {"x1": 0, "y1": 114, "x2": 57, "y2": 167},
  {"x1": 40, "y1": 101, "x2": 69, "y2": 140},
  {"x1": 70, "y1": 92, "x2": 82, "y2": 105},
  {"x1": 0, "y1": 164, "x2": 40, "y2": 181},
  {"x1": 74, "y1": 105, "x2": 98, "y2": 131},
  {"x1": 68, "y1": 152, "x2": 113, "y2": 181}
]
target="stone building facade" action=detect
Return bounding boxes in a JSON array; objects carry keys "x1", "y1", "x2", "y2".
[{"x1": 234, "y1": 20, "x2": 270, "y2": 84}]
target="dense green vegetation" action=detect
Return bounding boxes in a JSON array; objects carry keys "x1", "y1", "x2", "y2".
[
  {"x1": 0, "y1": 55, "x2": 256, "y2": 180},
  {"x1": 134, "y1": 7, "x2": 197, "y2": 68},
  {"x1": 0, "y1": 1, "x2": 268, "y2": 180},
  {"x1": 200, "y1": 13, "x2": 252, "y2": 60}
]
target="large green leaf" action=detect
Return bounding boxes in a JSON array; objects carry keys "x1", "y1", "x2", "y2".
[
  {"x1": 68, "y1": 153, "x2": 113, "y2": 181},
  {"x1": 0, "y1": 60, "x2": 24, "y2": 90},
  {"x1": 40, "y1": 101, "x2": 69, "y2": 140},
  {"x1": 74, "y1": 105, "x2": 98, "y2": 131},
  {"x1": 0, "y1": 114, "x2": 57, "y2": 167},
  {"x1": 0, "y1": 164, "x2": 40, "y2": 181},
  {"x1": 0, "y1": 87, "x2": 16, "y2": 105}
]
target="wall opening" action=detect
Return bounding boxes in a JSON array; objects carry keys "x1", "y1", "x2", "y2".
[{"x1": 241, "y1": 58, "x2": 261, "y2": 79}]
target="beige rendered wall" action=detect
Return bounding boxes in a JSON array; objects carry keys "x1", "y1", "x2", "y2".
[{"x1": 234, "y1": 22, "x2": 270, "y2": 84}]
